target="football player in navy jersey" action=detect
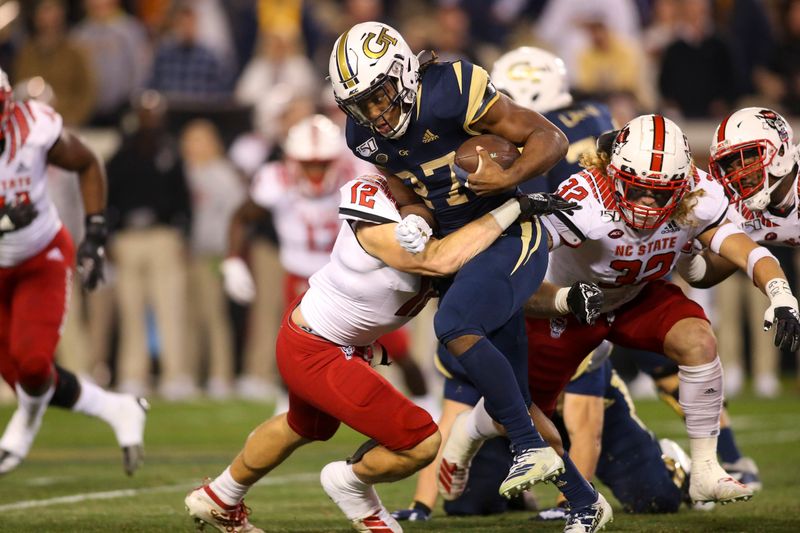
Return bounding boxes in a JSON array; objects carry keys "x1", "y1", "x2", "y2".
[
  {"x1": 328, "y1": 20, "x2": 605, "y2": 507},
  {"x1": 491, "y1": 46, "x2": 615, "y2": 195}
]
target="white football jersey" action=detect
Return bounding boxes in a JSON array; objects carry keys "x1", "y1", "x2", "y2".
[
  {"x1": 725, "y1": 174, "x2": 800, "y2": 246},
  {"x1": 300, "y1": 176, "x2": 434, "y2": 346},
  {"x1": 0, "y1": 101, "x2": 63, "y2": 267},
  {"x1": 250, "y1": 154, "x2": 374, "y2": 278},
  {"x1": 542, "y1": 168, "x2": 729, "y2": 312}
]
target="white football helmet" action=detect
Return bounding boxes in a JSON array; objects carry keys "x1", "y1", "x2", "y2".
[
  {"x1": 608, "y1": 115, "x2": 692, "y2": 230},
  {"x1": 328, "y1": 21, "x2": 419, "y2": 139},
  {"x1": 0, "y1": 68, "x2": 12, "y2": 127},
  {"x1": 709, "y1": 107, "x2": 798, "y2": 211},
  {"x1": 283, "y1": 114, "x2": 344, "y2": 196},
  {"x1": 490, "y1": 46, "x2": 572, "y2": 113}
]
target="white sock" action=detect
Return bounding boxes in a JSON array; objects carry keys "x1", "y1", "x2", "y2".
[
  {"x1": 690, "y1": 436, "x2": 719, "y2": 466},
  {"x1": 209, "y1": 466, "x2": 251, "y2": 507},
  {"x1": 343, "y1": 462, "x2": 370, "y2": 489},
  {"x1": 16, "y1": 383, "x2": 55, "y2": 417},
  {"x1": 678, "y1": 356, "x2": 723, "y2": 439},
  {"x1": 465, "y1": 398, "x2": 501, "y2": 440},
  {"x1": 73, "y1": 378, "x2": 116, "y2": 421},
  {"x1": 0, "y1": 383, "x2": 56, "y2": 455}
]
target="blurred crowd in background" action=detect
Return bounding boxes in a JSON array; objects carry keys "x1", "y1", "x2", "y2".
[{"x1": 0, "y1": 0, "x2": 798, "y2": 402}]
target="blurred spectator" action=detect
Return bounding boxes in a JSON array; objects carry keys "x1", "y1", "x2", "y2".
[
  {"x1": 180, "y1": 120, "x2": 246, "y2": 399},
  {"x1": 713, "y1": 0, "x2": 775, "y2": 97},
  {"x1": 574, "y1": 17, "x2": 653, "y2": 111},
  {"x1": 148, "y1": 2, "x2": 231, "y2": 103},
  {"x1": 642, "y1": 0, "x2": 680, "y2": 59},
  {"x1": 72, "y1": 0, "x2": 150, "y2": 126},
  {"x1": 190, "y1": 0, "x2": 237, "y2": 69},
  {"x1": 658, "y1": 0, "x2": 738, "y2": 118},
  {"x1": 534, "y1": 0, "x2": 641, "y2": 85},
  {"x1": 106, "y1": 90, "x2": 194, "y2": 400},
  {"x1": 235, "y1": 29, "x2": 318, "y2": 142},
  {"x1": 761, "y1": 0, "x2": 800, "y2": 114},
  {"x1": 15, "y1": 0, "x2": 95, "y2": 126},
  {"x1": 432, "y1": 5, "x2": 477, "y2": 63}
]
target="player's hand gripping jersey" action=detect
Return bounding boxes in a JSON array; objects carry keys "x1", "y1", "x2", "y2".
[
  {"x1": 0, "y1": 100, "x2": 63, "y2": 267},
  {"x1": 542, "y1": 167, "x2": 728, "y2": 312},
  {"x1": 345, "y1": 60, "x2": 510, "y2": 235},
  {"x1": 300, "y1": 176, "x2": 434, "y2": 347}
]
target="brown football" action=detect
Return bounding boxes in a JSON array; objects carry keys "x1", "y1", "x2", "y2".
[{"x1": 454, "y1": 134, "x2": 520, "y2": 173}]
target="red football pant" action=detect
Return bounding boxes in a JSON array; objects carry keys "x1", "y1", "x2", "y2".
[
  {"x1": 276, "y1": 306, "x2": 437, "y2": 451},
  {"x1": 0, "y1": 227, "x2": 74, "y2": 389},
  {"x1": 527, "y1": 280, "x2": 708, "y2": 416}
]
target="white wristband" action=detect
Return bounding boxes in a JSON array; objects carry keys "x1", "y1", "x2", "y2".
[
  {"x1": 709, "y1": 223, "x2": 744, "y2": 254},
  {"x1": 746, "y1": 246, "x2": 776, "y2": 280},
  {"x1": 489, "y1": 199, "x2": 522, "y2": 230},
  {"x1": 554, "y1": 287, "x2": 570, "y2": 314},
  {"x1": 766, "y1": 278, "x2": 797, "y2": 306}
]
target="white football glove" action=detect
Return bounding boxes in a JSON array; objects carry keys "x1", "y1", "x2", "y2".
[
  {"x1": 221, "y1": 256, "x2": 256, "y2": 304},
  {"x1": 394, "y1": 214, "x2": 432, "y2": 254}
]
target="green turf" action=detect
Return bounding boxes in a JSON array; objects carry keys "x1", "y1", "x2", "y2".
[{"x1": 0, "y1": 388, "x2": 798, "y2": 532}]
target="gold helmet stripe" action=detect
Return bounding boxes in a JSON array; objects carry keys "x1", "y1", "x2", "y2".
[{"x1": 336, "y1": 31, "x2": 357, "y2": 89}]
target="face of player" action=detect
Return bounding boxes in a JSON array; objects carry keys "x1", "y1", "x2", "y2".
[
  {"x1": 717, "y1": 148, "x2": 767, "y2": 197},
  {"x1": 353, "y1": 79, "x2": 402, "y2": 136},
  {"x1": 623, "y1": 183, "x2": 674, "y2": 208},
  {"x1": 297, "y1": 160, "x2": 335, "y2": 195}
]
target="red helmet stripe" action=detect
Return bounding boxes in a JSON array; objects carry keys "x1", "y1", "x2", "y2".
[
  {"x1": 717, "y1": 114, "x2": 730, "y2": 144},
  {"x1": 649, "y1": 115, "x2": 666, "y2": 172}
]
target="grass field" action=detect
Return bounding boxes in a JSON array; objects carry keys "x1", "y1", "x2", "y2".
[{"x1": 0, "y1": 387, "x2": 798, "y2": 533}]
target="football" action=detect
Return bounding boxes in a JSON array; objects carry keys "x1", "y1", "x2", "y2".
[{"x1": 454, "y1": 134, "x2": 520, "y2": 173}]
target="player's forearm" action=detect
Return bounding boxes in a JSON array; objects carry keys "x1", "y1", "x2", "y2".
[
  {"x1": 226, "y1": 207, "x2": 251, "y2": 258},
  {"x1": 420, "y1": 214, "x2": 504, "y2": 275},
  {"x1": 505, "y1": 127, "x2": 568, "y2": 188},
  {"x1": 523, "y1": 281, "x2": 562, "y2": 317},
  {"x1": 78, "y1": 161, "x2": 107, "y2": 215}
]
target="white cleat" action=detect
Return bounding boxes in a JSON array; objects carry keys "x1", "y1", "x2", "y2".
[
  {"x1": 185, "y1": 483, "x2": 263, "y2": 533},
  {"x1": 564, "y1": 492, "x2": 613, "y2": 533},
  {"x1": 437, "y1": 411, "x2": 484, "y2": 501},
  {"x1": 321, "y1": 461, "x2": 402, "y2": 532},
  {"x1": 108, "y1": 395, "x2": 149, "y2": 475},
  {"x1": 722, "y1": 456, "x2": 762, "y2": 493},
  {"x1": 499, "y1": 446, "x2": 565, "y2": 499},
  {"x1": 690, "y1": 459, "x2": 753, "y2": 505}
]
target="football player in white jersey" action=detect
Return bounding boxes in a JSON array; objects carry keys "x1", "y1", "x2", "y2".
[
  {"x1": 681, "y1": 107, "x2": 800, "y2": 278},
  {"x1": 222, "y1": 114, "x2": 433, "y2": 413},
  {"x1": 185, "y1": 174, "x2": 578, "y2": 533},
  {"x1": 0, "y1": 69, "x2": 147, "y2": 475},
  {"x1": 436, "y1": 114, "x2": 800, "y2": 511}
]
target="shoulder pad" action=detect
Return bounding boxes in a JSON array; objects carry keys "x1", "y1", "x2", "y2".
[
  {"x1": 9, "y1": 100, "x2": 63, "y2": 152},
  {"x1": 339, "y1": 175, "x2": 401, "y2": 224},
  {"x1": 546, "y1": 171, "x2": 607, "y2": 245},
  {"x1": 687, "y1": 168, "x2": 728, "y2": 233},
  {"x1": 250, "y1": 162, "x2": 289, "y2": 209}
]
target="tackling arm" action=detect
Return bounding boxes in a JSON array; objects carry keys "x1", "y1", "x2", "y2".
[
  {"x1": 226, "y1": 198, "x2": 270, "y2": 258},
  {"x1": 357, "y1": 199, "x2": 518, "y2": 276},
  {"x1": 468, "y1": 93, "x2": 568, "y2": 195}
]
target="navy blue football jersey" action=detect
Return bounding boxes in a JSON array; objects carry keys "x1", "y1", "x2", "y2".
[
  {"x1": 345, "y1": 61, "x2": 513, "y2": 235},
  {"x1": 520, "y1": 101, "x2": 615, "y2": 194}
]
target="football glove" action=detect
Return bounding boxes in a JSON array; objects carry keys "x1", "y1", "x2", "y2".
[
  {"x1": 567, "y1": 281, "x2": 604, "y2": 325},
  {"x1": 391, "y1": 501, "x2": 431, "y2": 521},
  {"x1": 395, "y1": 214, "x2": 432, "y2": 254},
  {"x1": 0, "y1": 201, "x2": 38, "y2": 235},
  {"x1": 517, "y1": 192, "x2": 581, "y2": 219},
  {"x1": 221, "y1": 256, "x2": 256, "y2": 305},
  {"x1": 764, "y1": 305, "x2": 800, "y2": 352},
  {"x1": 763, "y1": 279, "x2": 800, "y2": 352},
  {"x1": 76, "y1": 214, "x2": 107, "y2": 291}
]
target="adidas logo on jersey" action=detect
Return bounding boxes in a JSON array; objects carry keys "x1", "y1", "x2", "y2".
[
  {"x1": 15, "y1": 162, "x2": 30, "y2": 173},
  {"x1": 661, "y1": 221, "x2": 680, "y2": 234},
  {"x1": 422, "y1": 129, "x2": 439, "y2": 143}
]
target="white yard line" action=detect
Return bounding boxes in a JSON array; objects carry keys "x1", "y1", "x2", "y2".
[{"x1": 0, "y1": 472, "x2": 319, "y2": 512}]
